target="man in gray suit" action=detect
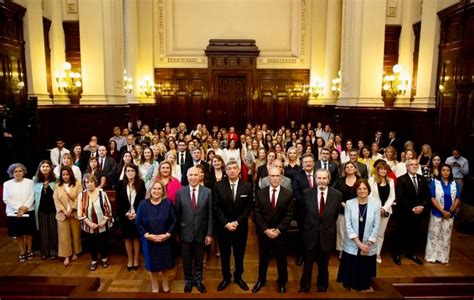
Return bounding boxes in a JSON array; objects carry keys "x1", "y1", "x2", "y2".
[
  {"x1": 260, "y1": 159, "x2": 292, "y2": 192},
  {"x1": 175, "y1": 167, "x2": 213, "y2": 293}
]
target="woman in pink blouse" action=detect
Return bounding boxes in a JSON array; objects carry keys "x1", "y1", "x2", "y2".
[{"x1": 152, "y1": 161, "x2": 182, "y2": 204}]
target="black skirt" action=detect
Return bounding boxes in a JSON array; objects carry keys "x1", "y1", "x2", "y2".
[
  {"x1": 337, "y1": 251, "x2": 377, "y2": 290},
  {"x1": 7, "y1": 211, "x2": 36, "y2": 237},
  {"x1": 120, "y1": 217, "x2": 139, "y2": 239}
]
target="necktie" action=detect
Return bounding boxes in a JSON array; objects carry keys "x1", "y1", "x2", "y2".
[
  {"x1": 231, "y1": 183, "x2": 236, "y2": 202},
  {"x1": 192, "y1": 188, "x2": 197, "y2": 210},
  {"x1": 181, "y1": 153, "x2": 184, "y2": 165},
  {"x1": 412, "y1": 176, "x2": 418, "y2": 194},
  {"x1": 307, "y1": 174, "x2": 313, "y2": 188},
  {"x1": 100, "y1": 158, "x2": 104, "y2": 170},
  {"x1": 324, "y1": 162, "x2": 327, "y2": 170},
  {"x1": 319, "y1": 191, "x2": 325, "y2": 215},
  {"x1": 271, "y1": 189, "x2": 276, "y2": 210},
  {"x1": 58, "y1": 149, "x2": 62, "y2": 165}
]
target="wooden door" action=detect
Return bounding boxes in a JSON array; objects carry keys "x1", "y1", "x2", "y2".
[{"x1": 217, "y1": 76, "x2": 247, "y2": 130}]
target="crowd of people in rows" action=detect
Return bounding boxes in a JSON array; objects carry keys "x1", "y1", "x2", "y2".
[{"x1": 2, "y1": 120, "x2": 469, "y2": 293}]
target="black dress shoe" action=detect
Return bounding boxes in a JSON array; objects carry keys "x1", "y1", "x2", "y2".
[
  {"x1": 217, "y1": 279, "x2": 230, "y2": 291},
  {"x1": 126, "y1": 265, "x2": 133, "y2": 271},
  {"x1": 184, "y1": 281, "x2": 193, "y2": 293},
  {"x1": 393, "y1": 255, "x2": 401, "y2": 265},
  {"x1": 295, "y1": 256, "x2": 304, "y2": 266},
  {"x1": 279, "y1": 285, "x2": 287, "y2": 293},
  {"x1": 298, "y1": 287, "x2": 309, "y2": 293},
  {"x1": 252, "y1": 281, "x2": 265, "y2": 293},
  {"x1": 195, "y1": 281, "x2": 207, "y2": 293},
  {"x1": 234, "y1": 278, "x2": 249, "y2": 291},
  {"x1": 317, "y1": 287, "x2": 328, "y2": 292},
  {"x1": 408, "y1": 255, "x2": 424, "y2": 265}
]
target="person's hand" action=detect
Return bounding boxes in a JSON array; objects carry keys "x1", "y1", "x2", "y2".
[
  {"x1": 442, "y1": 210, "x2": 452, "y2": 219},
  {"x1": 413, "y1": 206, "x2": 424, "y2": 215},
  {"x1": 341, "y1": 202, "x2": 346, "y2": 208},
  {"x1": 65, "y1": 210, "x2": 72, "y2": 218},
  {"x1": 16, "y1": 211, "x2": 24, "y2": 218},
  {"x1": 127, "y1": 212, "x2": 136, "y2": 220},
  {"x1": 18, "y1": 206, "x2": 29, "y2": 213},
  {"x1": 225, "y1": 222, "x2": 237, "y2": 231},
  {"x1": 358, "y1": 243, "x2": 369, "y2": 254},
  {"x1": 205, "y1": 236, "x2": 213, "y2": 246},
  {"x1": 90, "y1": 223, "x2": 99, "y2": 229},
  {"x1": 265, "y1": 229, "x2": 278, "y2": 239},
  {"x1": 380, "y1": 208, "x2": 386, "y2": 216}
]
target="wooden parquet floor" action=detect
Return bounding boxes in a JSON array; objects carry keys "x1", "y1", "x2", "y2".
[{"x1": 1, "y1": 224, "x2": 474, "y2": 295}]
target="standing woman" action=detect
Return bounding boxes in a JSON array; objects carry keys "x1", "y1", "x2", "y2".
[
  {"x1": 152, "y1": 161, "x2": 182, "y2": 204},
  {"x1": 284, "y1": 146, "x2": 301, "y2": 182},
  {"x1": 108, "y1": 140, "x2": 121, "y2": 163},
  {"x1": 54, "y1": 166, "x2": 83, "y2": 266},
  {"x1": 337, "y1": 179, "x2": 380, "y2": 291},
  {"x1": 115, "y1": 151, "x2": 134, "y2": 183},
  {"x1": 136, "y1": 180, "x2": 176, "y2": 293},
  {"x1": 165, "y1": 150, "x2": 182, "y2": 183},
  {"x1": 78, "y1": 174, "x2": 113, "y2": 270},
  {"x1": 425, "y1": 164, "x2": 461, "y2": 264},
  {"x1": 424, "y1": 154, "x2": 442, "y2": 182},
  {"x1": 53, "y1": 153, "x2": 82, "y2": 182},
  {"x1": 85, "y1": 157, "x2": 106, "y2": 189},
  {"x1": 116, "y1": 163, "x2": 146, "y2": 270},
  {"x1": 368, "y1": 161, "x2": 395, "y2": 264},
  {"x1": 71, "y1": 143, "x2": 87, "y2": 173},
  {"x1": 3, "y1": 163, "x2": 35, "y2": 262},
  {"x1": 334, "y1": 161, "x2": 360, "y2": 258},
  {"x1": 330, "y1": 149, "x2": 342, "y2": 175},
  {"x1": 139, "y1": 147, "x2": 158, "y2": 186},
  {"x1": 223, "y1": 139, "x2": 241, "y2": 168},
  {"x1": 33, "y1": 160, "x2": 58, "y2": 259}
]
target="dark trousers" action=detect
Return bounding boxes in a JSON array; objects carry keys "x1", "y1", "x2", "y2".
[
  {"x1": 294, "y1": 202, "x2": 305, "y2": 258},
  {"x1": 217, "y1": 228, "x2": 248, "y2": 280},
  {"x1": 300, "y1": 244, "x2": 330, "y2": 290},
  {"x1": 257, "y1": 233, "x2": 288, "y2": 286},
  {"x1": 85, "y1": 232, "x2": 108, "y2": 261},
  {"x1": 181, "y1": 241, "x2": 205, "y2": 282},
  {"x1": 394, "y1": 214, "x2": 422, "y2": 256}
]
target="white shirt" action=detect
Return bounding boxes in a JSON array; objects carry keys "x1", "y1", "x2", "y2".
[
  {"x1": 318, "y1": 187, "x2": 328, "y2": 210},
  {"x1": 269, "y1": 185, "x2": 280, "y2": 206},
  {"x1": 190, "y1": 184, "x2": 200, "y2": 205},
  {"x1": 223, "y1": 148, "x2": 241, "y2": 168},
  {"x1": 3, "y1": 178, "x2": 35, "y2": 215},
  {"x1": 50, "y1": 147, "x2": 70, "y2": 167},
  {"x1": 53, "y1": 165, "x2": 82, "y2": 182},
  {"x1": 126, "y1": 185, "x2": 137, "y2": 214}
]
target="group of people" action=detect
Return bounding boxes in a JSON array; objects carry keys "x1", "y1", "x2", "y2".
[{"x1": 2, "y1": 120, "x2": 468, "y2": 293}]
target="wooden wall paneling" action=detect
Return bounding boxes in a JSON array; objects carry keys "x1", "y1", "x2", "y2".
[
  {"x1": 383, "y1": 25, "x2": 402, "y2": 74},
  {"x1": 62, "y1": 21, "x2": 81, "y2": 71},
  {"x1": 287, "y1": 96, "x2": 304, "y2": 125}
]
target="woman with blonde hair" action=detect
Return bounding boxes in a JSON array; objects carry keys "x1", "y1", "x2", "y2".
[
  {"x1": 418, "y1": 144, "x2": 433, "y2": 168},
  {"x1": 368, "y1": 160, "x2": 395, "y2": 264},
  {"x1": 165, "y1": 150, "x2": 182, "y2": 183},
  {"x1": 136, "y1": 180, "x2": 176, "y2": 293},
  {"x1": 152, "y1": 160, "x2": 182, "y2": 204},
  {"x1": 54, "y1": 166, "x2": 83, "y2": 266}
]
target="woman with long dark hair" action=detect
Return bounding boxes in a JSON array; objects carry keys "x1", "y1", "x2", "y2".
[
  {"x1": 116, "y1": 163, "x2": 146, "y2": 270},
  {"x1": 33, "y1": 160, "x2": 58, "y2": 259}
]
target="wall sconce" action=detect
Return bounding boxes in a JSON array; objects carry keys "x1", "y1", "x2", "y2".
[
  {"x1": 306, "y1": 80, "x2": 325, "y2": 99},
  {"x1": 123, "y1": 70, "x2": 133, "y2": 94},
  {"x1": 12, "y1": 79, "x2": 25, "y2": 94},
  {"x1": 54, "y1": 62, "x2": 82, "y2": 100},
  {"x1": 438, "y1": 75, "x2": 449, "y2": 93},
  {"x1": 138, "y1": 77, "x2": 156, "y2": 97},
  {"x1": 382, "y1": 64, "x2": 409, "y2": 105},
  {"x1": 156, "y1": 82, "x2": 178, "y2": 96},
  {"x1": 331, "y1": 70, "x2": 341, "y2": 96}
]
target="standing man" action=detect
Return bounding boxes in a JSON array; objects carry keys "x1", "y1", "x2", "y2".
[
  {"x1": 213, "y1": 161, "x2": 253, "y2": 291},
  {"x1": 177, "y1": 140, "x2": 192, "y2": 175},
  {"x1": 348, "y1": 148, "x2": 368, "y2": 179},
  {"x1": 299, "y1": 169, "x2": 342, "y2": 293},
  {"x1": 292, "y1": 153, "x2": 316, "y2": 266},
  {"x1": 393, "y1": 159, "x2": 430, "y2": 265},
  {"x1": 120, "y1": 134, "x2": 135, "y2": 156},
  {"x1": 97, "y1": 145, "x2": 116, "y2": 187},
  {"x1": 109, "y1": 126, "x2": 126, "y2": 150},
  {"x1": 253, "y1": 166, "x2": 293, "y2": 293},
  {"x1": 446, "y1": 147, "x2": 469, "y2": 188},
  {"x1": 175, "y1": 167, "x2": 213, "y2": 293},
  {"x1": 315, "y1": 148, "x2": 339, "y2": 185},
  {"x1": 181, "y1": 147, "x2": 210, "y2": 186},
  {"x1": 50, "y1": 137, "x2": 70, "y2": 168}
]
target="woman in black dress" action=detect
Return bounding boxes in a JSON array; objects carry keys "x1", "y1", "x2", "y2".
[
  {"x1": 136, "y1": 180, "x2": 176, "y2": 293},
  {"x1": 116, "y1": 163, "x2": 145, "y2": 270}
]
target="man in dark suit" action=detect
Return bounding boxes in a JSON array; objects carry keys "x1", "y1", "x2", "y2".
[
  {"x1": 348, "y1": 148, "x2": 368, "y2": 179},
  {"x1": 120, "y1": 134, "x2": 135, "y2": 156},
  {"x1": 177, "y1": 140, "x2": 192, "y2": 174},
  {"x1": 97, "y1": 145, "x2": 116, "y2": 186},
  {"x1": 299, "y1": 169, "x2": 342, "y2": 293},
  {"x1": 393, "y1": 158, "x2": 430, "y2": 265},
  {"x1": 384, "y1": 131, "x2": 403, "y2": 161},
  {"x1": 181, "y1": 147, "x2": 210, "y2": 186},
  {"x1": 315, "y1": 147, "x2": 339, "y2": 185},
  {"x1": 292, "y1": 153, "x2": 317, "y2": 266},
  {"x1": 135, "y1": 128, "x2": 151, "y2": 146},
  {"x1": 175, "y1": 167, "x2": 213, "y2": 293},
  {"x1": 213, "y1": 161, "x2": 253, "y2": 291},
  {"x1": 253, "y1": 166, "x2": 293, "y2": 293}
]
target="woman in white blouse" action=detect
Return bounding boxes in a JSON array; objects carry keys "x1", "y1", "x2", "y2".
[
  {"x1": 2, "y1": 163, "x2": 35, "y2": 262},
  {"x1": 223, "y1": 139, "x2": 241, "y2": 168}
]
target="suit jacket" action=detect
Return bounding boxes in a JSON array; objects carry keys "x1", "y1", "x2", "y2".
[
  {"x1": 177, "y1": 151, "x2": 192, "y2": 174},
  {"x1": 120, "y1": 144, "x2": 135, "y2": 156},
  {"x1": 98, "y1": 156, "x2": 116, "y2": 181},
  {"x1": 212, "y1": 178, "x2": 253, "y2": 234},
  {"x1": 115, "y1": 180, "x2": 146, "y2": 223},
  {"x1": 135, "y1": 135, "x2": 151, "y2": 146},
  {"x1": 260, "y1": 175, "x2": 292, "y2": 192},
  {"x1": 302, "y1": 187, "x2": 342, "y2": 251},
  {"x1": 394, "y1": 173, "x2": 430, "y2": 217},
  {"x1": 53, "y1": 182, "x2": 83, "y2": 221},
  {"x1": 355, "y1": 162, "x2": 368, "y2": 179},
  {"x1": 315, "y1": 160, "x2": 339, "y2": 185},
  {"x1": 181, "y1": 160, "x2": 210, "y2": 186},
  {"x1": 292, "y1": 169, "x2": 316, "y2": 204},
  {"x1": 175, "y1": 185, "x2": 213, "y2": 243},
  {"x1": 254, "y1": 186, "x2": 293, "y2": 235}
]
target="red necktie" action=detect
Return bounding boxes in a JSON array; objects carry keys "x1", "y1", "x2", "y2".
[
  {"x1": 271, "y1": 189, "x2": 276, "y2": 210},
  {"x1": 319, "y1": 191, "x2": 325, "y2": 215},
  {"x1": 307, "y1": 174, "x2": 313, "y2": 188},
  {"x1": 192, "y1": 188, "x2": 197, "y2": 210}
]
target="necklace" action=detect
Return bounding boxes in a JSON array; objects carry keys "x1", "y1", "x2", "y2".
[{"x1": 359, "y1": 202, "x2": 368, "y2": 222}]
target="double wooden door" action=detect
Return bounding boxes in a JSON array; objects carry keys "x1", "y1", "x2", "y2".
[{"x1": 216, "y1": 75, "x2": 248, "y2": 130}]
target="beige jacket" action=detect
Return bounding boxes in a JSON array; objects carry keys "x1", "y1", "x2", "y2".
[{"x1": 53, "y1": 183, "x2": 83, "y2": 221}]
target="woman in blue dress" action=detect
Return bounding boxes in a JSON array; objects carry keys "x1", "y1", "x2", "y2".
[{"x1": 136, "y1": 180, "x2": 176, "y2": 293}]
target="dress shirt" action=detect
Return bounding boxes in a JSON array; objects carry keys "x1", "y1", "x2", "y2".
[
  {"x1": 305, "y1": 171, "x2": 314, "y2": 187},
  {"x1": 50, "y1": 147, "x2": 70, "y2": 167},
  {"x1": 445, "y1": 156, "x2": 469, "y2": 179},
  {"x1": 269, "y1": 185, "x2": 281, "y2": 207},
  {"x1": 229, "y1": 178, "x2": 239, "y2": 201},
  {"x1": 318, "y1": 187, "x2": 328, "y2": 207},
  {"x1": 126, "y1": 185, "x2": 137, "y2": 214},
  {"x1": 189, "y1": 185, "x2": 200, "y2": 205},
  {"x1": 320, "y1": 160, "x2": 329, "y2": 170},
  {"x1": 110, "y1": 136, "x2": 126, "y2": 150}
]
